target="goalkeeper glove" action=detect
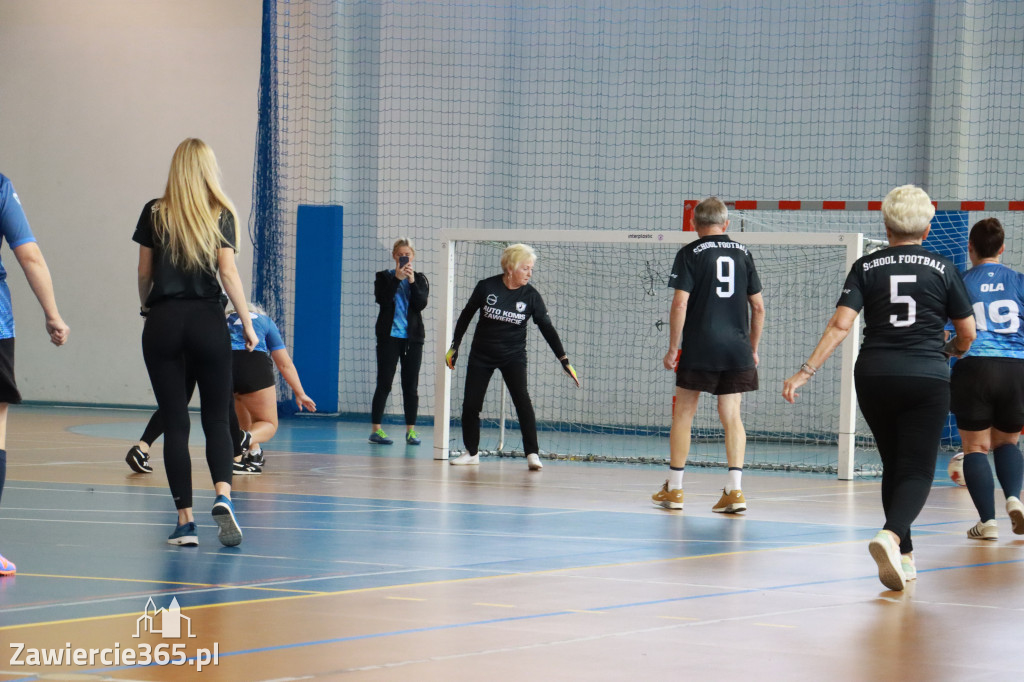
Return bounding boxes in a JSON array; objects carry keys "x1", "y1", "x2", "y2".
[
  {"x1": 445, "y1": 346, "x2": 459, "y2": 369},
  {"x1": 561, "y1": 357, "x2": 580, "y2": 387}
]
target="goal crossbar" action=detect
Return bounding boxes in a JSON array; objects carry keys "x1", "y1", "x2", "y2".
[{"x1": 433, "y1": 229, "x2": 864, "y2": 480}]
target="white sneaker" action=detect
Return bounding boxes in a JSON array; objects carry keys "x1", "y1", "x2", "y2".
[
  {"x1": 901, "y1": 554, "x2": 916, "y2": 581},
  {"x1": 967, "y1": 519, "x2": 998, "y2": 540},
  {"x1": 868, "y1": 531, "x2": 906, "y2": 591},
  {"x1": 449, "y1": 453, "x2": 480, "y2": 466},
  {"x1": 1006, "y1": 497, "x2": 1024, "y2": 535},
  {"x1": 526, "y1": 453, "x2": 543, "y2": 470}
]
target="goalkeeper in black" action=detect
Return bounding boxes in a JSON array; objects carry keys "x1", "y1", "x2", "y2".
[
  {"x1": 445, "y1": 243, "x2": 578, "y2": 470},
  {"x1": 783, "y1": 184, "x2": 975, "y2": 592},
  {"x1": 653, "y1": 196, "x2": 765, "y2": 514}
]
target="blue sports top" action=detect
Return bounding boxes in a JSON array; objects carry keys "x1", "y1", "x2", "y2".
[
  {"x1": 226, "y1": 311, "x2": 286, "y2": 354},
  {"x1": 961, "y1": 262, "x2": 1024, "y2": 359},
  {"x1": 0, "y1": 174, "x2": 39, "y2": 339},
  {"x1": 389, "y1": 270, "x2": 410, "y2": 339}
]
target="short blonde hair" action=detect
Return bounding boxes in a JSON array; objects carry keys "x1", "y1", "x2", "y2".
[
  {"x1": 693, "y1": 197, "x2": 728, "y2": 228},
  {"x1": 881, "y1": 185, "x2": 935, "y2": 238},
  {"x1": 501, "y1": 243, "x2": 536, "y2": 273},
  {"x1": 392, "y1": 237, "x2": 415, "y2": 255}
]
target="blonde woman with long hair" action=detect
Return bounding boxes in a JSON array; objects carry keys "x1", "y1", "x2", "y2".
[{"x1": 134, "y1": 138, "x2": 257, "y2": 547}]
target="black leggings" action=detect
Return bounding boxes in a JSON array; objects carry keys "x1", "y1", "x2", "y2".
[
  {"x1": 856, "y1": 374, "x2": 950, "y2": 554},
  {"x1": 462, "y1": 358, "x2": 537, "y2": 456},
  {"x1": 142, "y1": 299, "x2": 234, "y2": 510},
  {"x1": 140, "y1": 364, "x2": 242, "y2": 457},
  {"x1": 371, "y1": 338, "x2": 423, "y2": 425}
]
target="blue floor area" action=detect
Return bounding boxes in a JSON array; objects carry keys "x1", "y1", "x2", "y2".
[
  {"x1": 0, "y1": 477, "x2": 887, "y2": 628},
  {"x1": 0, "y1": 408, "x2": 962, "y2": 631}
]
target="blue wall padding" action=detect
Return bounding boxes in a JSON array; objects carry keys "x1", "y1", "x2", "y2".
[{"x1": 292, "y1": 205, "x2": 343, "y2": 413}]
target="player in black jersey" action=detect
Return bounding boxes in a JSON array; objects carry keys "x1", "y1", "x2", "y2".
[
  {"x1": 652, "y1": 197, "x2": 765, "y2": 513},
  {"x1": 784, "y1": 185, "x2": 976, "y2": 591},
  {"x1": 445, "y1": 243, "x2": 578, "y2": 470}
]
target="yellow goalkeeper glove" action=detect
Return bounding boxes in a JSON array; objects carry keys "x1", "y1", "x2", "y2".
[
  {"x1": 561, "y1": 357, "x2": 579, "y2": 387},
  {"x1": 445, "y1": 346, "x2": 458, "y2": 369}
]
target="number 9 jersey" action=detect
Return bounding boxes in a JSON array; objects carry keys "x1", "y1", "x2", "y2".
[
  {"x1": 668, "y1": 235, "x2": 762, "y2": 372},
  {"x1": 838, "y1": 244, "x2": 973, "y2": 380},
  {"x1": 961, "y1": 262, "x2": 1024, "y2": 359}
]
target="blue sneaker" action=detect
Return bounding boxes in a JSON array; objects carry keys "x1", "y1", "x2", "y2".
[
  {"x1": 406, "y1": 429, "x2": 421, "y2": 445},
  {"x1": 211, "y1": 495, "x2": 242, "y2": 547},
  {"x1": 369, "y1": 428, "x2": 393, "y2": 445},
  {"x1": 167, "y1": 521, "x2": 198, "y2": 546}
]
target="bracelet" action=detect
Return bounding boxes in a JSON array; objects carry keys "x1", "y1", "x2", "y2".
[{"x1": 800, "y1": 362, "x2": 817, "y2": 376}]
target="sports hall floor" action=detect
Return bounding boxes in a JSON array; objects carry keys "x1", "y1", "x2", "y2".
[{"x1": 1, "y1": 406, "x2": 1022, "y2": 681}]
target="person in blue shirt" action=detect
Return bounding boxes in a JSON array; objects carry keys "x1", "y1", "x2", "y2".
[
  {"x1": 226, "y1": 304, "x2": 316, "y2": 472},
  {"x1": 948, "y1": 218, "x2": 1024, "y2": 541},
  {"x1": 370, "y1": 238, "x2": 429, "y2": 445},
  {"x1": 0, "y1": 173, "x2": 70, "y2": 576}
]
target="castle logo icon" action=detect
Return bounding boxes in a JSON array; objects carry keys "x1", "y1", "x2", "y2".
[{"x1": 133, "y1": 597, "x2": 196, "y2": 639}]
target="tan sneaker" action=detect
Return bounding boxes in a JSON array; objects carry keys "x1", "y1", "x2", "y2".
[
  {"x1": 712, "y1": 489, "x2": 746, "y2": 513},
  {"x1": 1006, "y1": 497, "x2": 1024, "y2": 535},
  {"x1": 652, "y1": 481, "x2": 683, "y2": 510}
]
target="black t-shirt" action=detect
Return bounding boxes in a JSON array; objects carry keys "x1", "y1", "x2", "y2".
[
  {"x1": 452, "y1": 274, "x2": 565, "y2": 367},
  {"x1": 838, "y1": 244, "x2": 973, "y2": 380},
  {"x1": 132, "y1": 199, "x2": 236, "y2": 307},
  {"x1": 668, "y1": 235, "x2": 762, "y2": 371}
]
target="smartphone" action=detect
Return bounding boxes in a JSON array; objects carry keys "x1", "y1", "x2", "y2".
[{"x1": 399, "y1": 255, "x2": 409, "y2": 267}]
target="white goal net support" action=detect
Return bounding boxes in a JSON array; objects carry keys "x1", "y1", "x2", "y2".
[{"x1": 433, "y1": 228, "x2": 864, "y2": 479}]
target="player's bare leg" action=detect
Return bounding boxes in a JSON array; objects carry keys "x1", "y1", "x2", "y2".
[
  {"x1": 713, "y1": 392, "x2": 747, "y2": 512},
  {"x1": 653, "y1": 388, "x2": 700, "y2": 509},
  {"x1": 669, "y1": 387, "x2": 700, "y2": 469},
  {"x1": 718, "y1": 393, "x2": 745, "y2": 470}
]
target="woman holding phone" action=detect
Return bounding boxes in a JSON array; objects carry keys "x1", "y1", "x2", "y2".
[{"x1": 370, "y1": 238, "x2": 429, "y2": 444}]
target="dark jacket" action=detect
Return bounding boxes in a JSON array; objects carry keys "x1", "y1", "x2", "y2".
[{"x1": 374, "y1": 270, "x2": 429, "y2": 342}]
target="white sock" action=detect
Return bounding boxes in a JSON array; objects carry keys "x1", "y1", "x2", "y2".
[
  {"x1": 669, "y1": 467, "x2": 684, "y2": 490},
  {"x1": 726, "y1": 468, "x2": 742, "y2": 493}
]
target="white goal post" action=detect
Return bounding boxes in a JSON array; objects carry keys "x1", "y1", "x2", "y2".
[{"x1": 433, "y1": 229, "x2": 864, "y2": 480}]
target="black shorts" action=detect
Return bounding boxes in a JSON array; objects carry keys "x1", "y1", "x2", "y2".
[
  {"x1": 950, "y1": 356, "x2": 1024, "y2": 432},
  {"x1": 676, "y1": 365, "x2": 758, "y2": 395},
  {"x1": 0, "y1": 337, "x2": 20, "y2": 404},
  {"x1": 232, "y1": 350, "x2": 275, "y2": 395}
]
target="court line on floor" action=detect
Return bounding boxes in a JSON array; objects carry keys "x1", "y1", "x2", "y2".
[
  {"x1": 6, "y1": 535, "x2": 1023, "y2": 632},
  {"x1": 8, "y1": 556, "x2": 1024, "y2": 682}
]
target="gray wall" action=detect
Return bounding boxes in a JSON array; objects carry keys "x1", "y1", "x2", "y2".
[{"x1": 0, "y1": 1, "x2": 261, "y2": 406}]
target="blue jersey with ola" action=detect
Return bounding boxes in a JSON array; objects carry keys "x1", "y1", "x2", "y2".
[
  {"x1": 227, "y1": 311, "x2": 286, "y2": 353},
  {"x1": 962, "y1": 262, "x2": 1024, "y2": 359},
  {"x1": 0, "y1": 174, "x2": 39, "y2": 339}
]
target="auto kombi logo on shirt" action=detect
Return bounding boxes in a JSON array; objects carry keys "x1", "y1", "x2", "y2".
[
  {"x1": 516, "y1": 302, "x2": 526, "y2": 312},
  {"x1": 487, "y1": 294, "x2": 498, "y2": 305}
]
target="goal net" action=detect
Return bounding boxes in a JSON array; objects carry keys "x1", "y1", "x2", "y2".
[{"x1": 434, "y1": 229, "x2": 863, "y2": 477}]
